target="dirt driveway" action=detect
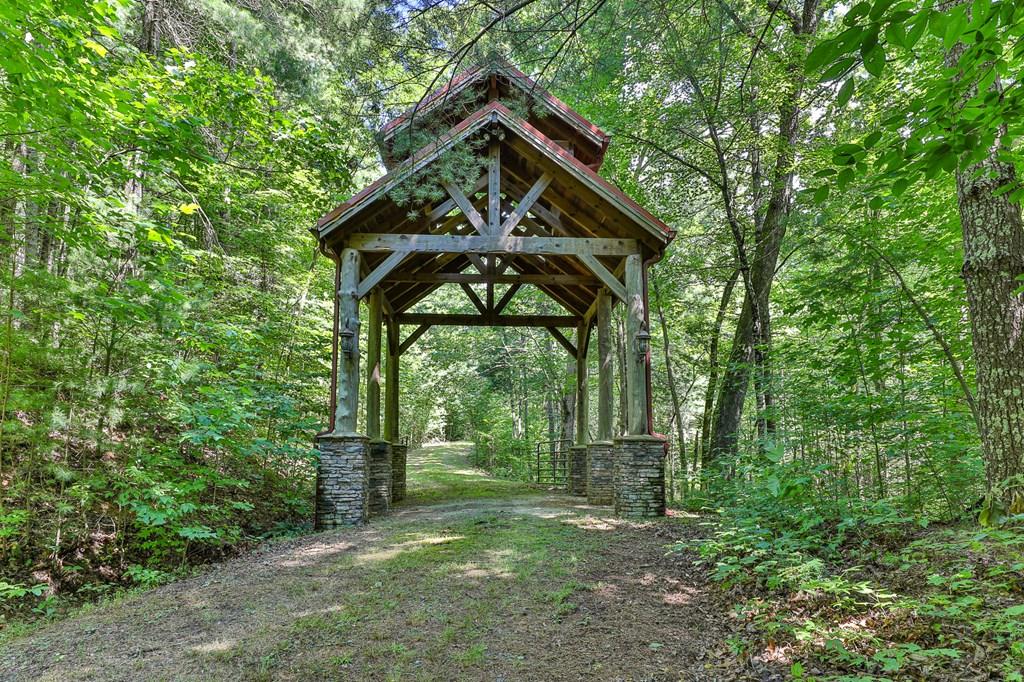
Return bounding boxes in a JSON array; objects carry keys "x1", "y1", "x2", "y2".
[{"x1": 0, "y1": 443, "x2": 780, "y2": 681}]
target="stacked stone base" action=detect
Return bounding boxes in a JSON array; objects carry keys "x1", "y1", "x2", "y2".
[
  {"x1": 587, "y1": 441, "x2": 615, "y2": 505},
  {"x1": 315, "y1": 434, "x2": 369, "y2": 528},
  {"x1": 368, "y1": 439, "x2": 393, "y2": 517},
  {"x1": 613, "y1": 435, "x2": 666, "y2": 518},
  {"x1": 568, "y1": 446, "x2": 588, "y2": 496},
  {"x1": 391, "y1": 443, "x2": 407, "y2": 502}
]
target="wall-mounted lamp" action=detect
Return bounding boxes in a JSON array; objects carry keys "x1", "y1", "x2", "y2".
[
  {"x1": 636, "y1": 322, "x2": 651, "y2": 358},
  {"x1": 340, "y1": 328, "x2": 355, "y2": 357}
]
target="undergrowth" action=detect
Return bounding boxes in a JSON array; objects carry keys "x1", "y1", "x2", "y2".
[{"x1": 680, "y1": 454, "x2": 1024, "y2": 681}]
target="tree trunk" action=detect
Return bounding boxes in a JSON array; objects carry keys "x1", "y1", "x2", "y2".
[
  {"x1": 945, "y1": 3, "x2": 1024, "y2": 513},
  {"x1": 707, "y1": 1, "x2": 819, "y2": 465},
  {"x1": 701, "y1": 268, "x2": 738, "y2": 461},
  {"x1": 956, "y1": 154, "x2": 1024, "y2": 512}
]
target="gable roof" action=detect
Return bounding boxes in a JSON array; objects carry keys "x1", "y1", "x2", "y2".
[
  {"x1": 316, "y1": 101, "x2": 674, "y2": 247},
  {"x1": 378, "y1": 60, "x2": 611, "y2": 170}
]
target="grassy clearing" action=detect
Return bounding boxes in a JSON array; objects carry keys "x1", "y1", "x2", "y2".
[{"x1": 400, "y1": 441, "x2": 543, "y2": 505}]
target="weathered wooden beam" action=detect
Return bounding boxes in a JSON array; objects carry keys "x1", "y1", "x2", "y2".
[
  {"x1": 576, "y1": 321, "x2": 589, "y2": 446},
  {"x1": 500, "y1": 173, "x2": 552, "y2": 237},
  {"x1": 444, "y1": 182, "x2": 488, "y2": 236},
  {"x1": 493, "y1": 283, "x2": 522, "y2": 314},
  {"x1": 348, "y1": 234, "x2": 640, "y2": 257},
  {"x1": 366, "y1": 289, "x2": 383, "y2": 439},
  {"x1": 579, "y1": 254, "x2": 626, "y2": 302},
  {"x1": 624, "y1": 254, "x2": 648, "y2": 435},
  {"x1": 426, "y1": 175, "x2": 487, "y2": 223},
  {"x1": 397, "y1": 313, "x2": 579, "y2": 328},
  {"x1": 383, "y1": 272, "x2": 599, "y2": 285},
  {"x1": 399, "y1": 323, "x2": 431, "y2": 355},
  {"x1": 333, "y1": 248, "x2": 361, "y2": 435},
  {"x1": 385, "y1": 317, "x2": 400, "y2": 442},
  {"x1": 488, "y1": 141, "x2": 501, "y2": 234},
  {"x1": 459, "y1": 283, "x2": 487, "y2": 314},
  {"x1": 546, "y1": 326, "x2": 577, "y2": 356},
  {"x1": 466, "y1": 253, "x2": 488, "y2": 274},
  {"x1": 583, "y1": 259, "x2": 626, "y2": 326},
  {"x1": 596, "y1": 289, "x2": 614, "y2": 441},
  {"x1": 357, "y1": 250, "x2": 408, "y2": 299}
]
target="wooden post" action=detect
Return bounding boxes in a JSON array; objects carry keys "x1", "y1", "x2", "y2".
[
  {"x1": 385, "y1": 318, "x2": 400, "y2": 442},
  {"x1": 597, "y1": 289, "x2": 614, "y2": 441},
  {"x1": 334, "y1": 248, "x2": 361, "y2": 434},
  {"x1": 576, "y1": 321, "x2": 589, "y2": 446},
  {"x1": 366, "y1": 288, "x2": 382, "y2": 439},
  {"x1": 624, "y1": 254, "x2": 648, "y2": 435}
]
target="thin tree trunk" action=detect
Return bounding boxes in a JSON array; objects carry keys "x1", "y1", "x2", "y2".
[{"x1": 701, "y1": 268, "x2": 738, "y2": 462}]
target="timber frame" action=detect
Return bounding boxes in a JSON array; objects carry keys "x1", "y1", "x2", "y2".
[{"x1": 313, "y1": 60, "x2": 675, "y2": 448}]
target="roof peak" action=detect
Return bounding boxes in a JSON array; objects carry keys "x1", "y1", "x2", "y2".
[{"x1": 378, "y1": 59, "x2": 610, "y2": 170}]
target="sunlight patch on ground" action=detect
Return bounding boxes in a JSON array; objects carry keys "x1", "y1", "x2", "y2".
[
  {"x1": 661, "y1": 585, "x2": 697, "y2": 606},
  {"x1": 192, "y1": 639, "x2": 236, "y2": 654},
  {"x1": 563, "y1": 516, "x2": 625, "y2": 531},
  {"x1": 352, "y1": 535, "x2": 464, "y2": 564},
  {"x1": 276, "y1": 540, "x2": 355, "y2": 568},
  {"x1": 455, "y1": 562, "x2": 514, "y2": 580}
]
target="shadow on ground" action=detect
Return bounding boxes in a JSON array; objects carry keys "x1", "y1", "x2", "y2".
[{"x1": 0, "y1": 442, "x2": 781, "y2": 682}]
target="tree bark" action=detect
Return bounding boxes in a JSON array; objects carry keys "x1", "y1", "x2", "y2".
[{"x1": 945, "y1": 2, "x2": 1024, "y2": 513}]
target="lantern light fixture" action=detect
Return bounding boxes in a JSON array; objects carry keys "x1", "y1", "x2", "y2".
[
  {"x1": 636, "y1": 321, "x2": 651, "y2": 358},
  {"x1": 340, "y1": 328, "x2": 355, "y2": 357}
]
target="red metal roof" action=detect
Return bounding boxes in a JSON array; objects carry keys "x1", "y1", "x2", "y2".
[{"x1": 316, "y1": 101, "x2": 674, "y2": 245}]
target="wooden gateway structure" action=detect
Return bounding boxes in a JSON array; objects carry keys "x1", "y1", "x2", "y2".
[{"x1": 311, "y1": 61, "x2": 675, "y2": 527}]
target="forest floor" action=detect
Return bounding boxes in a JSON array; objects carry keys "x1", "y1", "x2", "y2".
[{"x1": 0, "y1": 442, "x2": 785, "y2": 682}]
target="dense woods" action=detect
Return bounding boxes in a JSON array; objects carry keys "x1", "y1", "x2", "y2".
[{"x1": 2, "y1": 0, "x2": 1023, "y2": 678}]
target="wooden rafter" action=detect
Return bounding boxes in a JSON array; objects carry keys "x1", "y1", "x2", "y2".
[
  {"x1": 357, "y1": 250, "x2": 408, "y2": 298},
  {"x1": 500, "y1": 172, "x2": 552, "y2": 237},
  {"x1": 493, "y1": 282, "x2": 522, "y2": 314},
  {"x1": 459, "y1": 283, "x2": 488, "y2": 314},
  {"x1": 399, "y1": 323, "x2": 431, "y2": 355},
  {"x1": 444, "y1": 182, "x2": 488, "y2": 235},
  {"x1": 578, "y1": 254, "x2": 626, "y2": 302},
  {"x1": 545, "y1": 326, "x2": 577, "y2": 356}
]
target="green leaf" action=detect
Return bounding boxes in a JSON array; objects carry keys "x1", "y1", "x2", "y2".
[
  {"x1": 906, "y1": 13, "x2": 929, "y2": 48},
  {"x1": 885, "y1": 20, "x2": 907, "y2": 47},
  {"x1": 807, "y1": 40, "x2": 842, "y2": 73},
  {"x1": 1004, "y1": 604, "x2": 1024, "y2": 616},
  {"x1": 863, "y1": 43, "x2": 887, "y2": 76},
  {"x1": 83, "y1": 39, "x2": 107, "y2": 57},
  {"x1": 944, "y1": 9, "x2": 968, "y2": 49},
  {"x1": 837, "y1": 78, "x2": 855, "y2": 106},
  {"x1": 820, "y1": 57, "x2": 857, "y2": 82},
  {"x1": 814, "y1": 185, "x2": 831, "y2": 203},
  {"x1": 845, "y1": 1, "x2": 871, "y2": 26}
]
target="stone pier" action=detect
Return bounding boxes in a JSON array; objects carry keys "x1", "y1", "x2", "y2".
[
  {"x1": 368, "y1": 439, "x2": 393, "y2": 516},
  {"x1": 568, "y1": 446, "x2": 588, "y2": 496},
  {"x1": 315, "y1": 434, "x2": 369, "y2": 528},
  {"x1": 391, "y1": 443, "x2": 408, "y2": 502},
  {"x1": 587, "y1": 441, "x2": 615, "y2": 505},
  {"x1": 613, "y1": 435, "x2": 666, "y2": 518}
]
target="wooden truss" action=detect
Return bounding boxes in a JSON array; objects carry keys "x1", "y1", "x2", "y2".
[{"x1": 313, "y1": 68, "x2": 674, "y2": 447}]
